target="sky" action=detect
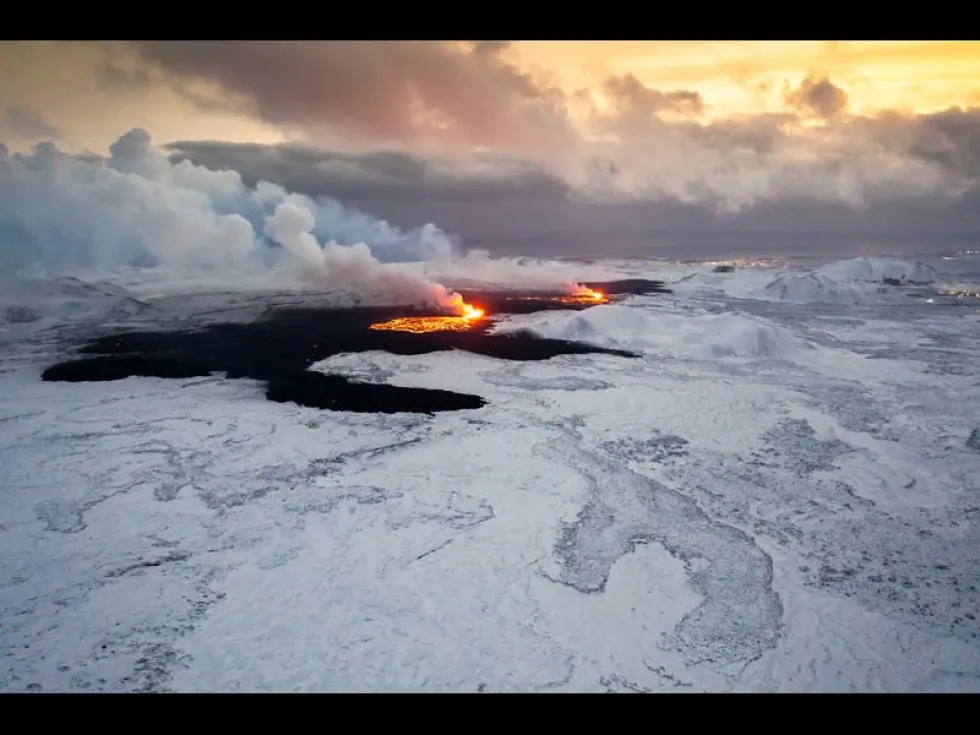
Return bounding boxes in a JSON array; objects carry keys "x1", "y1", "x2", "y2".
[{"x1": 3, "y1": 40, "x2": 980, "y2": 261}]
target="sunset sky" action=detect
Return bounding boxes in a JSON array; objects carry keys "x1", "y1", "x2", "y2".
[{"x1": 3, "y1": 41, "x2": 980, "y2": 257}]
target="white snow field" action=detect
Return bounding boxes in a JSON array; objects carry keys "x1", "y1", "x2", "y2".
[{"x1": 2, "y1": 253, "x2": 980, "y2": 693}]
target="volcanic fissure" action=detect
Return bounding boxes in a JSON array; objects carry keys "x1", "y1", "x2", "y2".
[{"x1": 42, "y1": 280, "x2": 669, "y2": 414}]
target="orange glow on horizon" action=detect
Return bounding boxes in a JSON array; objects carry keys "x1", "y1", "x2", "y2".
[{"x1": 511, "y1": 41, "x2": 980, "y2": 119}]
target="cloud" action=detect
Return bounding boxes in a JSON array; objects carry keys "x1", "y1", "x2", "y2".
[
  {"x1": 0, "y1": 128, "x2": 460, "y2": 276},
  {"x1": 7, "y1": 42, "x2": 978, "y2": 231},
  {"x1": 164, "y1": 140, "x2": 570, "y2": 203},
  {"x1": 131, "y1": 41, "x2": 576, "y2": 156},
  {"x1": 904, "y1": 106, "x2": 980, "y2": 177},
  {"x1": 784, "y1": 75, "x2": 849, "y2": 118},
  {"x1": 159, "y1": 104, "x2": 980, "y2": 250},
  {"x1": 122, "y1": 41, "x2": 980, "y2": 214},
  {"x1": 3, "y1": 104, "x2": 60, "y2": 141},
  {"x1": 92, "y1": 59, "x2": 154, "y2": 91},
  {"x1": 574, "y1": 78, "x2": 978, "y2": 211},
  {"x1": 600, "y1": 73, "x2": 706, "y2": 119}
]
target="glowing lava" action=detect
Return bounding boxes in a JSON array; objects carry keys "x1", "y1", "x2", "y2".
[
  {"x1": 461, "y1": 303, "x2": 485, "y2": 319},
  {"x1": 561, "y1": 287, "x2": 607, "y2": 304},
  {"x1": 369, "y1": 302, "x2": 486, "y2": 333},
  {"x1": 504, "y1": 287, "x2": 608, "y2": 305}
]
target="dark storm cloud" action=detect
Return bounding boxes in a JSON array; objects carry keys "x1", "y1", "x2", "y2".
[
  {"x1": 132, "y1": 41, "x2": 575, "y2": 155},
  {"x1": 164, "y1": 140, "x2": 570, "y2": 203},
  {"x1": 162, "y1": 134, "x2": 980, "y2": 260},
  {"x1": 904, "y1": 106, "x2": 980, "y2": 176},
  {"x1": 4, "y1": 104, "x2": 60, "y2": 140},
  {"x1": 346, "y1": 193, "x2": 980, "y2": 261}
]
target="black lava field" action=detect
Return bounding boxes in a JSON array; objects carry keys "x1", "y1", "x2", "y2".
[{"x1": 42, "y1": 280, "x2": 668, "y2": 414}]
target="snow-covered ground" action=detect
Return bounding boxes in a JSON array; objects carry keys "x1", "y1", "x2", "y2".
[{"x1": 2, "y1": 253, "x2": 980, "y2": 692}]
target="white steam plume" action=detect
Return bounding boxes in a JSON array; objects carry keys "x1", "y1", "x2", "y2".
[
  {"x1": 0, "y1": 129, "x2": 458, "y2": 278},
  {"x1": 393, "y1": 249, "x2": 622, "y2": 294},
  {"x1": 0, "y1": 127, "x2": 609, "y2": 308},
  {"x1": 264, "y1": 203, "x2": 468, "y2": 312}
]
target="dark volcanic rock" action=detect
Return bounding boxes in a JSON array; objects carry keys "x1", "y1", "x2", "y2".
[
  {"x1": 882, "y1": 276, "x2": 934, "y2": 287},
  {"x1": 453, "y1": 279, "x2": 671, "y2": 317},
  {"x1": 455, "y1": 332, "x2": 634, "y2": 360},
  {"x1": 580, "y1": 279, "x2": 672, "y2": 295},
  {"x1": 266, "y1": 371, "x2": 486, "y2": 413},
  {"x1": 42, "y1": 355, "x2": 213, "y2": 382},
  {"x1": 457, "y1": 295, "x2": 592, "y2": 315}
]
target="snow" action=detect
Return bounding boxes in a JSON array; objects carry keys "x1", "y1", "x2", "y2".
[
  {"x1": 750, "y1": 256, "x2": 945, "y2": 305},
  {"x1": 666, "y1": 265, "x2": 785, "y2": 300},
  {"x1": 2, "y1": 253, "x2": 980, "y2": 692},
  {"x1": 755, "y1": 272, "x2": 891, "y2": 304},
  {"x1": 816, "y1": 256, "x2": 939, "y2": 285},
  {"x1": 493, "y1": 304, "x2": 812, "y2": 360},
  {"x1": 0, "y1": 276, "x2": 155, "y2": 338}
]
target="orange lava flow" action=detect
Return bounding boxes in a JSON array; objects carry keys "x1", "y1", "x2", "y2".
[
  {"x1": 559, "y1": 288, "x2": 607, "y2": 304},
  {"x1": 369, "y1": 302, "x2": 486, "y2": 333},
  {"x1": 505, "y1": 288, "x2": 608, "y2": 305}
]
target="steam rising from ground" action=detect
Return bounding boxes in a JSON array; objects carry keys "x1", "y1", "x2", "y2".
[
  {"x1": 0, "y1": 128, "x2": 606, "y2": 309},
  {"x1": 264, "y1": 203, "x2": 466, "y2": 311},
  {"x1": 0, "y1": 129, "x2": 457, "y2": 282}
]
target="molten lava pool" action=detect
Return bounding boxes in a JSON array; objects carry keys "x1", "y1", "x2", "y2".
[{"x1": 369, "y1": 303, "x2": 486, "y2": 333}]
